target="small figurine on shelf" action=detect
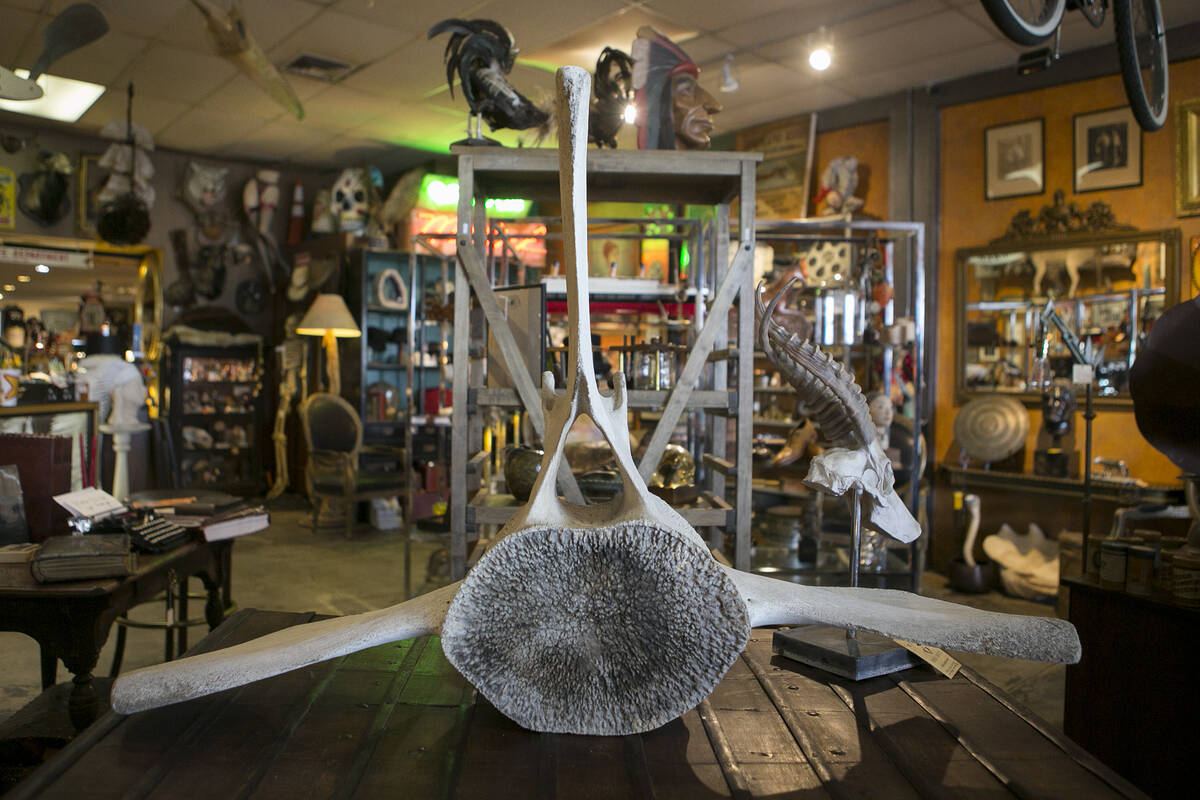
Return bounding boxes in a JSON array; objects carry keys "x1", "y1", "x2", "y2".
[{"x1": 1033, "y1": 379, "x2": 1078, "y2": 478}]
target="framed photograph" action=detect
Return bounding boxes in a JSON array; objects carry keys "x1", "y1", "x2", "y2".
[
  {"x1": 1176, "y1": 98, "x2": 1200, "y2": 217},
  {"x1": 76, "y1": 153, "x2": 104, "y2": 237},
  {"x1": 1074, "y1": 107, "x2": 1142, "y2": 193},
  {"x1": 984, "y1": 118, "x2": 1044, "y2": 200}
]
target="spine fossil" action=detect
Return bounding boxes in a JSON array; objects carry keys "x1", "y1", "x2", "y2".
[{"x1": 755, "y1": 281, "x2": 876, "y2": 451}]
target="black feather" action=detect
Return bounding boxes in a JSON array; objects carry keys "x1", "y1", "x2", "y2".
[
  {"x1": 589, "y1": 47, "x2": 634, "y2": 148},
  {"x1": 428, "y1": 18, "x2": 549, "y2": 134}
]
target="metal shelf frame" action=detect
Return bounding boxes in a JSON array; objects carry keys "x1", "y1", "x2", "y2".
[{"x1": 753, "y1": 218, "x2": 929, "y2": 592}]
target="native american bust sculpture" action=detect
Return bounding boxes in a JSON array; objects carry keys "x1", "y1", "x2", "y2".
[{"x1": 112, "y1": 67, "x2": 1079, "y2": 736}]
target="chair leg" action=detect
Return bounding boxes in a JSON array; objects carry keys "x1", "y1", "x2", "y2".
[{"x1": 344, "y1": 500, "x2": 354, "y2": 538}]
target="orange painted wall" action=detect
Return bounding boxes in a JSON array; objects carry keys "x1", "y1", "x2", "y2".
[
  {"x1": 937, "y1": 59, "x2": 1200, "y2": 485},
  {"x1": 814, "y1": 119, "x2": 890, "y2": 219}
]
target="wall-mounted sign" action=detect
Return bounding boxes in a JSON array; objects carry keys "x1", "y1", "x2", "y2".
[
  {"x1": 0, "y1": 244, "x2": 93, "y2": 268},
  {"x1": 0, "y1": 168, "x2": 15, "y2": 230}
]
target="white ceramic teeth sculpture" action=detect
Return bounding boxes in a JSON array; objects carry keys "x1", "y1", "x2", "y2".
[{"x1": 111, "y1": 66, "x2": 1080, "y2": 736}]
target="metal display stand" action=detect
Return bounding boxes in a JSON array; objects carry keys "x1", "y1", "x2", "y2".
[
  {"x1": 773, "y1": 487, "x2": 921, "y2": 679},
  {"x1": 449, "y1": 146, "x2": 762, "y2": 579}
]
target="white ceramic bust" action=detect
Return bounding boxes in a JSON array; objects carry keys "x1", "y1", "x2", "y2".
[{"x1": 78, "y1": 354, "x2": 145, "y2": 426}]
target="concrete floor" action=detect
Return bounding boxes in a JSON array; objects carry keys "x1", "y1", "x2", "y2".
[{"x1": 0, "y1": 499, "x2": 1066, "y2": 737}]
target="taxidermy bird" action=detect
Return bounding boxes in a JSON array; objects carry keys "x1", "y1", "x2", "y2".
[
  {"x1": 188, "y1": 0, "x2": 305, "y2": 120},
  {"x1": 428, "y1": 18, "x2": 549, "y2": 143},
  {"x1": 588, "y1": 47, "x2": 634, "y2": 148},
  {"x1": 0, "y1": 3, "x2": 108, "y2": 100}
]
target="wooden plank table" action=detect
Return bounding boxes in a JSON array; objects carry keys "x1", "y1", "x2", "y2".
[
  {"x1": 11, "y1": 607, "x2": 1144, "y2": 799},
  {"x1": 0, "y1": 539, "x2": 232, "y2": 732}
]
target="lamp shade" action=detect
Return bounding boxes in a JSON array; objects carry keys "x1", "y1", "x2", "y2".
[{"x1": 295, "y1": 294, "x2": 361, "y2": 338}]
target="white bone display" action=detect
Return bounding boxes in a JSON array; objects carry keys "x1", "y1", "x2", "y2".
[{"x1": 111, "y1": 66, "x2": 1080, "y2": 735}]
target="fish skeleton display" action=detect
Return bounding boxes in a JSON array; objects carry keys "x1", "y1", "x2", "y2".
[{"x1": 112, "y1": 67, "x2": 1079, "y2": 738}]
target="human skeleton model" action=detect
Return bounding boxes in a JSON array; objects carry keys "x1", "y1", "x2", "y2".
[
  {"x1": 265, "y1": 334, "x2": 303, "y2": 501},
  {"x1": 113, "y1": 67, "x2": 1080, "y2": 737}
]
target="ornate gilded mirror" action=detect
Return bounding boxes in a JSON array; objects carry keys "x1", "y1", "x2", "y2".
[
  {"x1": 0, "y1": 233, "x2": 163, "y2": 361},
  {"x1": 955, "y1": 196, "x2": 1180, "y2": 405}
]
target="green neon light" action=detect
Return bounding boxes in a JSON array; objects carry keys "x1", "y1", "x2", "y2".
[{"x1": 419, "y1": 174, "x2": 531, "y2": 217}]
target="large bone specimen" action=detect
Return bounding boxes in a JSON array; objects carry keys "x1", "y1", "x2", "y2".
[
  {"x1": 756, "y1": 284, "x2": 921, "y2": 542},
  {"x1": 111, "y1": 66, "x2": 1079, "y2": 734}
]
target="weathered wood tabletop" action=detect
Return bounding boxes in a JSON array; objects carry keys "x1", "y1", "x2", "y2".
[{"x1": 12, "y1": 607, "x2": 1144, "y2": 799}]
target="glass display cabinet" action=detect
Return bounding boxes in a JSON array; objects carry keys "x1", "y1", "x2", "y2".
[{"x1": 163, "y1": 335, "x2": 264, "y2": 494}]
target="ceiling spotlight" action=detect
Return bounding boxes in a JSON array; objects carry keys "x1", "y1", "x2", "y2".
[
  {"x1": 35, "y1": 264, "x2": 49, "y2": 273},
  {"x1": 808, "y1": 28, "x2": 834, "y2": 72},
  {"x1": 16, "y1": 275, "x2": 30, "y2": 283},
  {"x1": 720, "y1": 54, "x2": 740, "y2": 93},
  {"x1": 2, "y1": 284, "x2": 12, "y2": 292},
  {"x1": 623, "y1": 102, "x2": 637, "y2": 125}
]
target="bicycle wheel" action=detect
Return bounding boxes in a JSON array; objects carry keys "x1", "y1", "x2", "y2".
[
  {"x1": 1114, "y1": 0, "x2": 1168, "y2": 131},
  {"x1": 1073, "y1": 0, "x2": 1107, "y2": 27},
  {"x1": 980, "y1": 0, "x2": 1067, "y2": 45}
]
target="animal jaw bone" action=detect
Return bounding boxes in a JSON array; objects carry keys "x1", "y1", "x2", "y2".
[
  {"x1": 756, "y1": 283, "x2": 920, "y2": 542},
  {"x1": 111, "y1": 66, "x2": 1080, "y2": 734}
]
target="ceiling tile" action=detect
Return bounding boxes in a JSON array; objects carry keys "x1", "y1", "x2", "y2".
[
  {"x1": 339, "y1": 34, "x2": 442, "y2": 101},
  {"x1": 16, "y1": 28, "x2": 149, "y2": 86},
  {"x1": 155, "y1": 0, "x2": 324, "y2": 54},
  {"x1": 642, "y1": 0, "x2": 802, "y2": 33},
  {"x1": 717, "y1": 0, "x2": 848, "y2": 49},
  {"x1": 472, "y1": 0, "x2": 628, "y2": 51},
  {"x1": 672, "y1": 34, "x2": 739, "y2": 66},
  {"x1": 218, "y1": 116, "x2": 340, "y2": 161},
  {"x1": 156, "y1": 106, "x2": 270, "y2": 152},
  {"x1": 295, "y1": 84, "x2": 391, "y2": 131},
  {"x1": 0, "y1": 8, "x2": 40, "y2": 68},
  {"x1": 1, "y1": 1, "x2": 54, "y2": 10},
  {"x1": 331, "y1": 0, "x2": 491, "y2": 36},
  {"x1": 519, "y1": 5, "x2": 696, "y2": 71},
  {"x1": 74, "y1": 88, "x2": 190, "y2": 137},
  {"x1": 47, "y1": 0, "x2": 189, "y2": 40},
  {"x1": 267, "y1": 8, "x2": 409, "y2": 68},
  {"x1": 197, "y1": 75, "x2": 300, "y2": 121},
  {"x1": 117, "y1": 44, "x2": 237, "y2": 105}
]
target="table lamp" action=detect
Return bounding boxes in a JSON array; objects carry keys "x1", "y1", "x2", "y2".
[{"x1": 296, "y1": 294, "x2": 360, "y2": 396}]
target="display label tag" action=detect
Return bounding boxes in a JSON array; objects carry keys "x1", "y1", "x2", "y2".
[
  {"x1": 1072, "y1": 364, "x2": 1094, "y2": 386},
  {"x1": 894, "y1": 639, "x2": 961, "y2": 678}
]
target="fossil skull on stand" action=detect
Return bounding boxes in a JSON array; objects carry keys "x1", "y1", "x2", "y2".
[
  {"x1": 757, "y1": 281, "x2": 920, "y2": 543},
  {"x1": 112, "y1": 67, "x2": 1080, "y2": 735}
]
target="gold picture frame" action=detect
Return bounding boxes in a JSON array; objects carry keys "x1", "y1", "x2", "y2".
[
  {"x1": 76, "y1": 153, "x2": 103, "y2": 237},
  {"x1": 1176, "y1": 99, "x2": 1200, "y2": 217}
]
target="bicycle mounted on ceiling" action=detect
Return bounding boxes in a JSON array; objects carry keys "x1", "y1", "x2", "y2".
[{"x1": 980, "y1": 0, "x2": 1168, "y2": 131}]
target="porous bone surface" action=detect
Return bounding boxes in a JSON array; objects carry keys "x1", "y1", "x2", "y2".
[{"x1": 441, "y1": 521, "x2": 749, "y2": 735}]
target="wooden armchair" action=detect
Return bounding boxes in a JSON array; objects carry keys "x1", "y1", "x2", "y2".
[{"x1": 300, "y1": 393, "x2": 406, "y2": 537}]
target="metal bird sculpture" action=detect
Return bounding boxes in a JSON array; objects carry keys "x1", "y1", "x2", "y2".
[
  {"x1": 588, "y1": 47, "x2": 634, "y2": 148},
  {"x1": 0, "y1": 3, "x2": 108, "y2": 101},
  {"x1": 428, "y1": 18, "x2": 550, "y2": 144},
  {"x1": 188, "y1": 0, "x2": 304, "y2": 120}
]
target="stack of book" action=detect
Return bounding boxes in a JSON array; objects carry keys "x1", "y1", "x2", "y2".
[
  {"x1": 0, "y1": 542, "x2": 39, "y2": 587},
  {"x1": 30, "y1": 534, "x2": 137, "y2": 583},
  {"x1": 145, "y1": 495, "x2": 269, "y2": 542}
]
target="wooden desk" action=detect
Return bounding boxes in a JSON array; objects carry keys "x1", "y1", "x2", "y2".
[
  {"x1": 0, "y1": 539, "x2": 232, "y2": 732},
  {"x1": 11, "y1": 608, "x2": 1142, "y2": 799}
]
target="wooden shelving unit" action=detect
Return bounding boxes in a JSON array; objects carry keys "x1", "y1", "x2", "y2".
[{"x1": 448, "y1": 146, "x2": 762, "y2": 578}]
